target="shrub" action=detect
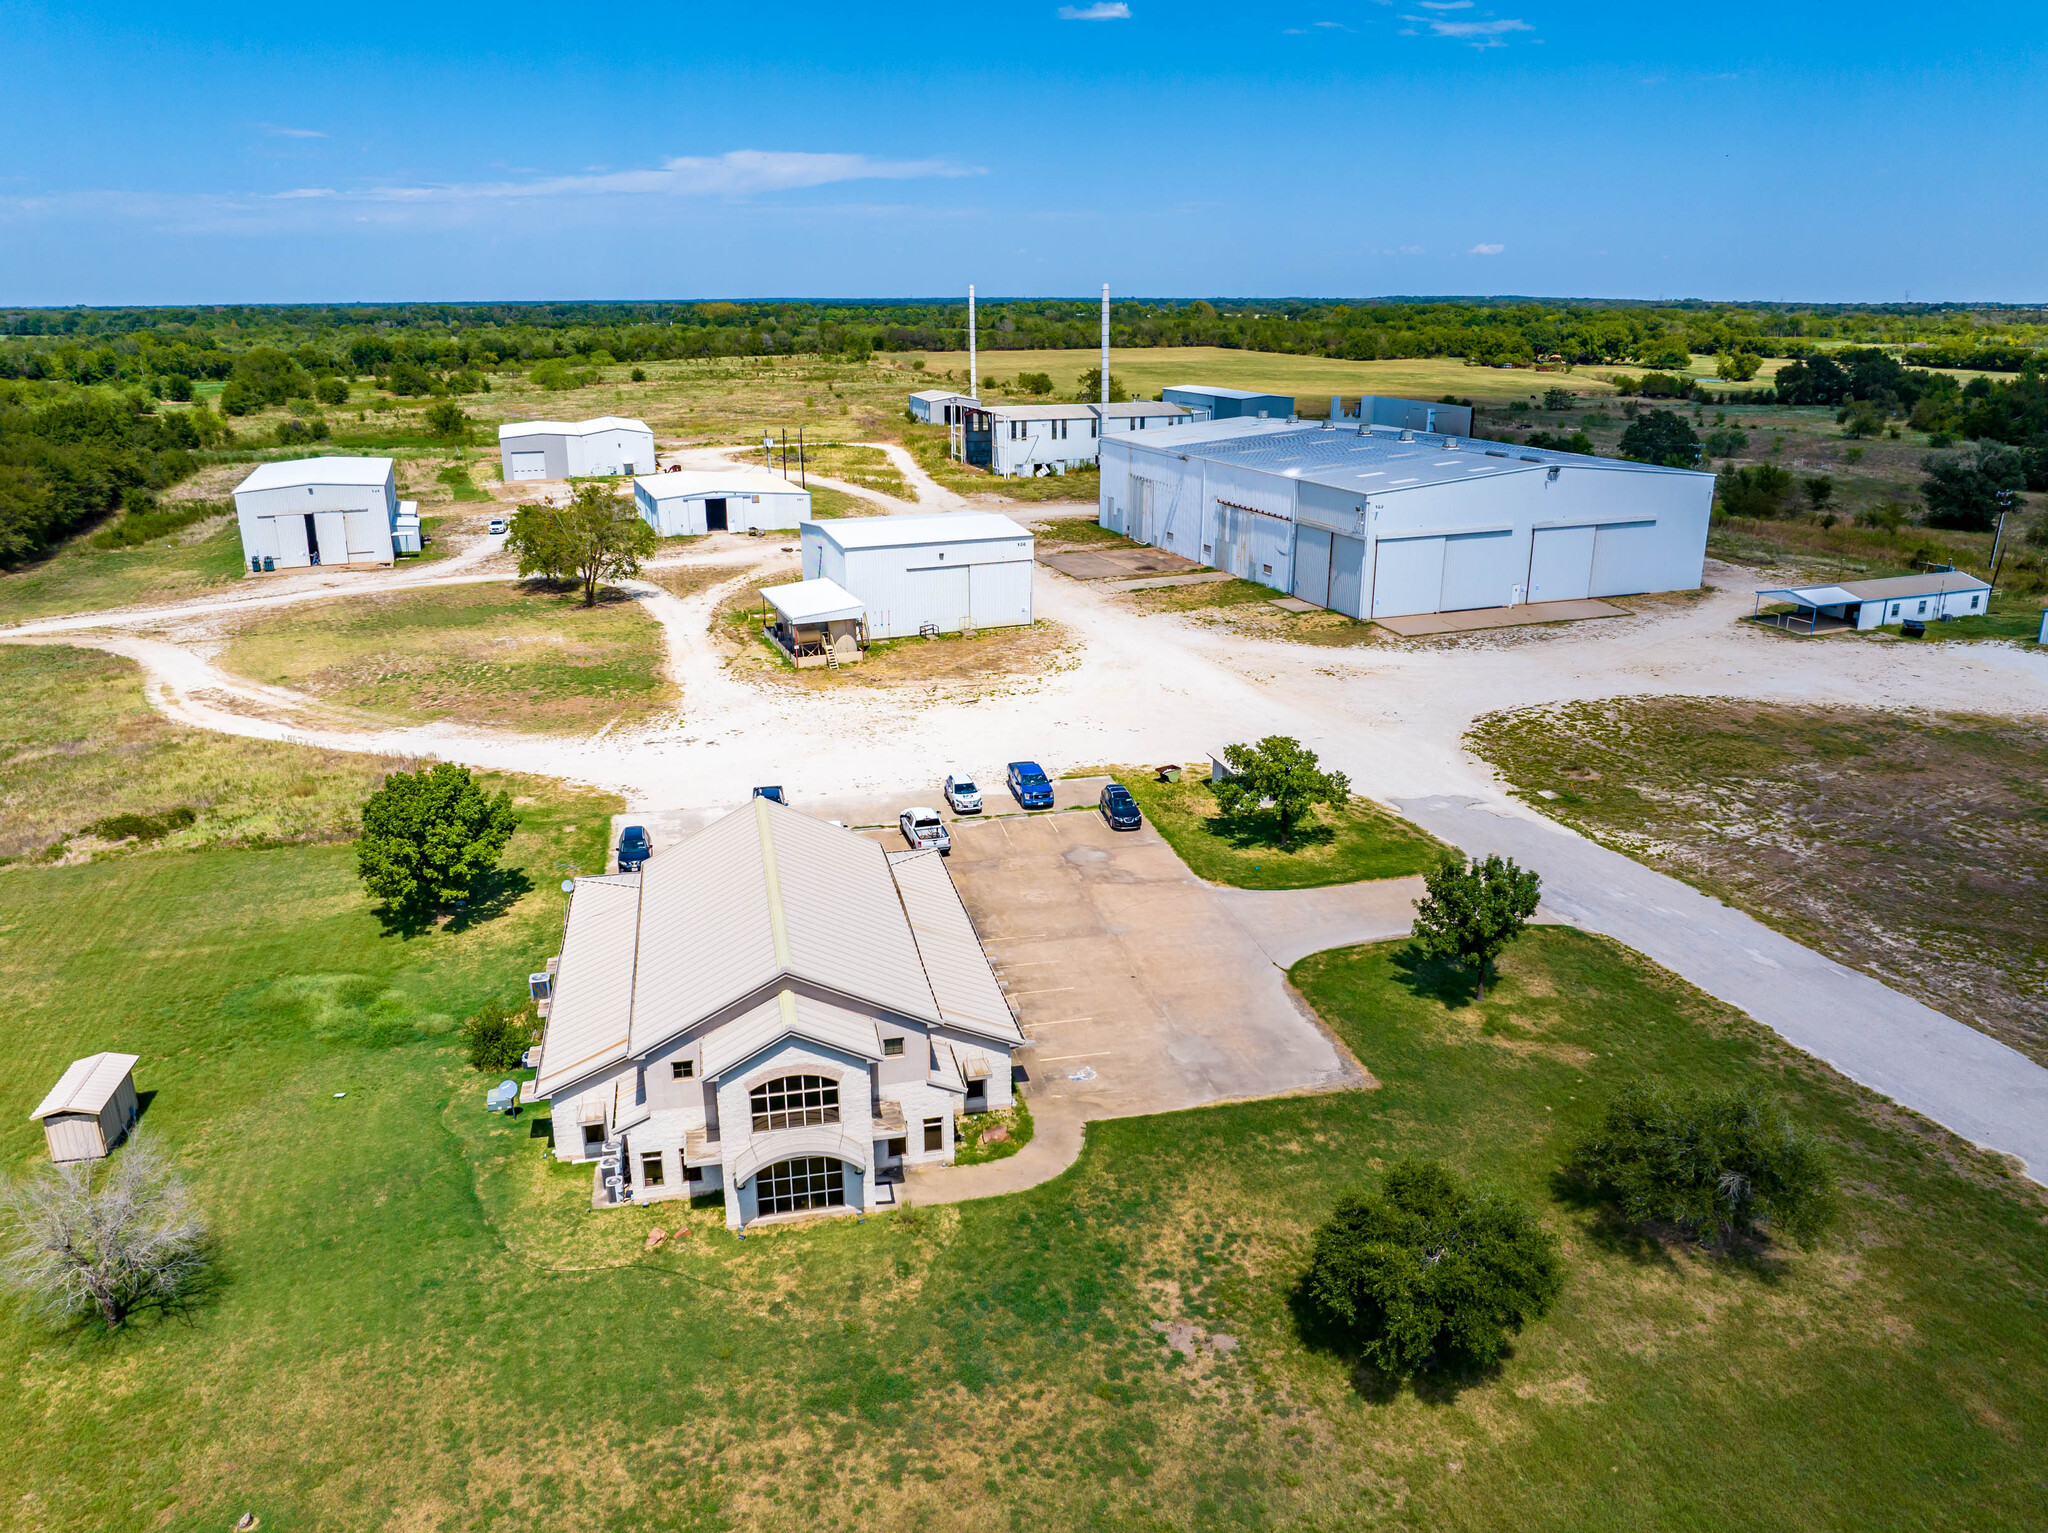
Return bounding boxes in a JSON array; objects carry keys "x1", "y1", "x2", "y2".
[
  {"x1": 1302, "y1": 1160, "x2": 1562, "y2": 1377},
  {"x1": 1619, "y1": 408, "x2": 1701, "y2": 466},
  {"x1": 1856, "y1": 501, "x2": 1911, "y2": 532},
  {"x1": 1542, "y1": 386, "x2": 1575, "y2": 410},
  {"x1": 1716, "y1": 463, "x2": 1795, "y2": 519},
  {"x1": 84, "y1": 806, "x2": 197, "y2": 842},
  {"x1": 1016, "y1": 371, "x2": 1054, "y2": 395},
  {"x1": 1702, "y1": 427, "x2": 1749, "y2": 458},
  {"x1": 314, "y1": 376, "x2": 350, "y2": 406},
  {"x1": 630, "y1": 367, "x2": 647, "y2": 382},
  {"x1": 1522, "y1": 430, "x2": 1593, "y2": 455},
  {"x1": 460, "y1": 998, "x2": 537, "y2": 1072},
  {"x1": 1563, "y1": 1083, "x2": 1836, "y2": 1251},
  {"x1": 425, "y1": 399, "x2": 470, "y2": 441}
]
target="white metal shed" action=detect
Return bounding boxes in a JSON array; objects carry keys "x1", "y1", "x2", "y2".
[
  {"x1": 800, "y1": 512, "x2": 1034, "y2": 639},
  {"x1": 760, "y1": 578, "x2": 867, "y2": 668},
  {"x1": 633, "y1": 468, "x2": 810, "y2": 535},
  {"x1": 1100, "y1": 419, "x2": 1712, "y2": 620},
  {"x1": 908, "y1": 389, "x2": 974, "y2": 425},
  {"x1": 497, "y1": 417, "x2": 655, "y2": 480},
  {"x1": 232, "y1": 457, "x2": 402, "y2": 571},
  {"x1": 1751, "y1": 570, "x2": 1991, "y2": 632},
  {"x1": 31, "y1": 1053, "x2": 140, "y2": 1163}
]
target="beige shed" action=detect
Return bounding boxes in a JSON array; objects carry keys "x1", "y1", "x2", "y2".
[{"x1": 30, "y1": 1053, "x2": 141, "y2": 1163}]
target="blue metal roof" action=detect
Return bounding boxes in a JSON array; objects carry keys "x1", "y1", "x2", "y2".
[
  {"x1": 1162, "y1": 383, "x2": 1275, "y2": 401},
  {"x1": 1131, "y1": 422, "x2": 1704, "y2": 495}
]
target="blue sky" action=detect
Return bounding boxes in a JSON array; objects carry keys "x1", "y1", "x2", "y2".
[{"x1": 2, "y1": 0, "x2": 2042, "y2": 305}]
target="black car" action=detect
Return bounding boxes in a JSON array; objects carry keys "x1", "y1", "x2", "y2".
[
  {"x1": 617, "y1": 825, "x2": 653, "y2": 871},
  {"x1": 1098, "y1": 782, "x2": 1142, "y2": 831}
]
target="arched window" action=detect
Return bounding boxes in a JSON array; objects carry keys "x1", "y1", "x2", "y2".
[
  {"x1": 756, "y1": 1156, "x2": 845, "y2": 1215},
  {"x1": 750, "y1": 1074, "x2": 839, "y2": 1133}
]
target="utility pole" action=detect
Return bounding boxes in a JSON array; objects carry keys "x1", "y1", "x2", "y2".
[
  {"x1": 1100, "y1": 284, "x2": 1110, "y2": 406},
  {"x1": 1991, "y1": 490, "x2": 2016, "y2": 588},
  {"x1": 798, "y1": 426, "x2": 806, "y2": 489}
]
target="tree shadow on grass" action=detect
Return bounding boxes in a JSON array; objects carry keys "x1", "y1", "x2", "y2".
[
  {"x1": 371, "y1": 865, "x2": 534, "y2": 940},
  {"x1": 1285, "y1": 1275, "x2": 1506, "y2": 1407},
  {"x1": 1200, "y1": 805, "x2": 1338, "y2": 855},
  {"x1": 1388, "y1": 943, "x2": 1480, "y2": 1010},
  {"x1": 1546, "y1": 1166, "x2": 1795, "y2": 1283}
]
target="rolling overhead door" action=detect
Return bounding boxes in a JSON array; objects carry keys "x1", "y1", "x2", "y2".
[
  {"x1": 508, "y1": 451, "x2": 547, "y2": 480},
  {"x1": 1370, "y1": 535, "x2": 1445, "y2": 618},
  {"x1": 1292, "y1": 525, "x2": 1332, "y2": 607},
  {"x1": 1438, "y1": 529, "x2": 1520, "y2": 612},
  {"x1": 1329, "y1": 534, "x2": 1367, "y2": 618},
  {"x1": 1589, "y1": 520, "x2": 1660, "y2": 597},
  {"x1": 1527, "y1": 525, "x2": 1597, "y2": 603}
]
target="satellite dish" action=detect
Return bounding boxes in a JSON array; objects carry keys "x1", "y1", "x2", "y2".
[{"x1": 560, "y1": 879, "x2": 575, "y2": 893}]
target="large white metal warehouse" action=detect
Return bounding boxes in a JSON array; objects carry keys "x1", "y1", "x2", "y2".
[
  {"x1": 634, "y1": 468, "x2": 810, "y2": 535},
  {"x1": 800, "y1": 512, "x2": 1034, "y2": 639},
  {"x1": 232, "y1": 456, "x2": 412, "y2": 571},
  {"x1": 1100, "y1": 419, "x2": 1712, "y2": 619},
  {"x1": 498, "y1": 417, "x2": 655, "y2": 480}
]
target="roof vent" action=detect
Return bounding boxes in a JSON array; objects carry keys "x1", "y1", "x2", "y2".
[
  {"x1": 1484, "y1": 448, "x2": 1508, "y2": 458},
  {"x1": 1443, "y1": 439, "x2": 1460, "y2": 451},
  {"x1": 1398, "y1": 430, "x2": 1415, "y2": 442},
  {"x1": 1520, "y1": 455, "x2": 1543, "y2": 463}
]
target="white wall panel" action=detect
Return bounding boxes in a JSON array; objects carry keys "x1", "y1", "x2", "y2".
[
  {"x1": 1527, "y1": 525, "x2": 1596, "y2": 602},
  {"x1": 968, "y1": 560, "x2": 1034, "y2": 628},
  {"x1": 1371, "y1": 536, "x2": 1445, "y2": 617},
  {"x1": 1329, "y1": 534, "x2": 1367, "y2": 617},
  {"x1": 1439, "y1": 529, "x2": 1522, "y2": 611},
  {"x1": 1292, "y1": 525, "x2": 1332, "y2": 605},
  {"x1": 1590, "y1": 521, "x2": 1662, "y2": 597}
]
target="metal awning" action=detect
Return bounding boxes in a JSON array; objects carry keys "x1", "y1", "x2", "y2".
[{"x1": 760, "y1": 578, "x2": 865, "y2": 626}]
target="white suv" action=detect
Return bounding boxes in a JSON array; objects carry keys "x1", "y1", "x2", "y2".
[
  {"x1": 899, "y1": 808, "x2": 951, "y2": 854},
  {"x1": 943, "y1": 773, "x2": 982, "y2": 814}
]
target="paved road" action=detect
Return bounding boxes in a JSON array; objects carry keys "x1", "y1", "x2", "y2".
[{"x1": 1399, "y1": 795, "x2": 2048, "y2": 1183}]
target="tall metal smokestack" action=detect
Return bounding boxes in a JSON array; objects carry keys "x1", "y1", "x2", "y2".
[
  {"x1": 1100, "y1": 284, "x2": 1110, "y2": 406},
  {"x1": 968, "y1": 284, "x2": 978, "y2": 401}
]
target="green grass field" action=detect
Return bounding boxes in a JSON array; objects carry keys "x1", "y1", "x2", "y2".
[
  {"x1": 903, "y1": 346, "x2": 1617, "y2": 409},
  {"x1": 216, "y1": 580, "x2": 676, "y2": 734},
  {"x1": 1117, "y1": 770, "x2": 1444, "y2": 887},
  {"x1": 3, "y1": 749, "x2": 2042, "y2": 1533},
  {"x1": 0, "y1": 516, "x2": 249, "y2": 624}
]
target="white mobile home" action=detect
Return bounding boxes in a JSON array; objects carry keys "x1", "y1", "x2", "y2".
[
  {"x1": 634, "y1": 468, "x2": 810, "y2": 535},
  {"x1": 955, "y1": 401, "x2": 1206, "y2": 478},
  {"x1": 1752, "y1": 570, "x2": 1992, "y2": 632},
  {"x1": 232, "y1": 457, "x2": 409, "y2": 571},
  {"x1": 531, "y1": 799, "x2": 1022, "y2": 1228},
  {"x1": 497, "y1": 417, "x2": 655, "y2": 481},
  {"x1": 908, "y1": 389, "x2": 975, "y2": 425},
  {"x1": 31, "y1": 1053, "x2": 140, "y2": 1163},
  {"x1": 1101, "y1": 419, "x2": 1712, "y2": 620},
  {"x1": 801, "y1": 512, "x2": 1034, "y2": 638}
]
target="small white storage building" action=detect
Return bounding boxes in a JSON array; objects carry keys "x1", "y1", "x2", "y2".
[
  {"x1": 1100, "y1": 418, "x2": 1712, "y2": 620},
  {"x1": 498, "y1": 417, "x2": 655, "y2": 481},
  {"x1": 1752, "y1": 570, "x2": 1992, "y2": 632},
  {"x1": 31, "y1": 1053, "x2": 140, "y2": 1163},
  {"x1": 634, "y1": 468, "x2": 810, "y2": 535},
  {"x1": 801, "y1": 512, "x2": 1034, "y2": 638},
  {"x1": 908, "y1": 389, "x2": 975, "y2": 424},
  {"x1": 233, "y1": 457, "x2": 408, "y2": 571},
  {"x1": 955, "y1": 401, "x2": 1206, "y2": 478}
]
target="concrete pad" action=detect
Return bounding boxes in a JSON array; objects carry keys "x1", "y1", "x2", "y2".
[
  {"x1": 1214, "y1": 878, "x2": 1428, "y2": 969},
  {"x1": 1374, "y1": 598, "x2": 1625, "y2": 637},
  {"x1": 1098, "y1": 571, "x2": 1237, "y2": 594},
  {"x1": 1040, "y1": 548, "x2": 1200, "y2": 580},
  {"x1": 1269, "y1": 596, "x2": 1321, "y2": 613}
]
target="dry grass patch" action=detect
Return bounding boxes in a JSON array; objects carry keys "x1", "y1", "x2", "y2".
[{"x1": 217, "y1": 579, "x2": 676, "y2": 734}]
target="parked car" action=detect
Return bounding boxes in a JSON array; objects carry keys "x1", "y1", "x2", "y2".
[
  {"x1": 1006, "y1": 761, "x2": 1055, "y2": 810},
  {"x1": 899, "y1": 807, "x2": 951, "y2": 854},
  {"x1": 617, "y1": 825, "x2": 653, "y2": 870},
  {"x1": 944, "y1": 773, "x2": 983, "y2": 814},
  {"x1": 1098, "y1": 782, "x2": 1143, "y2": 831},
  {"x1": 752, "y1": 786, "x2": 786, "y2": 804},
  {"x1": 487, "y1": 517, "x2": 508, "y2": 536}
]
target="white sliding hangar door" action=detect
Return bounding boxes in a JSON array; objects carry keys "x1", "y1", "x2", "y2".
[
  {"x1": 1293, "y1": 526, "x2": 1332, "y2": 605},
  {"x1": 906, "y1": 564, "x2": 970, "y2": 633},
  {"x1": 1370, "y1": 528, "x2": 1521, "y2": 616},
  {"x1": 1370, "y1": 534, "x2": 1446, "y2": 618},
  {"x1": 969, "y1": 559, "x2": 1033, "y2": 626},
  {"x1": 313, "y1": 511, "x2": 349, "y2": 565},
  {"x1": 1525, "y1": 520, "x2": 1661, "y2": 602}
]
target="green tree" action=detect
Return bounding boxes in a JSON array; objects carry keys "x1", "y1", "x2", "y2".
[
  {"x1": 1802, "y1": 475, "x2": 1834, "y2": 513},
  {"x1": 1212, "y1": 736, "x2": 1351, "y2": 847},
  {"x1": 1073, "y1": 367, "x2": 1130, "y2": 404},
  {"x1": 314, "y1": 376, "x2": 350, "y2": 406},
  {"x1": 460, "y1": 998, "x2": 537, "y2": 1072},
  {"x1": 1410, "y1": 852, "x2": 1541, "y2": 1000},
  {"x1": 1714, "y1": 351, "x2": 1761, "y2": 382},
  {"x1": 1716, "y1": 463, "x2": 1795, "y2": 519},
  {"x1": 425, "y1": 399, "x2": 470, "y2": 441},
  {"x1": 507, "y1": 482, "x2": 658, "y2": 607},
  {"x1": 1921, "y1": 445, "x2": 2024, "y2": 532},
  {"x1": 1836, "y1": 398, "x2": 1886, "y2": 438},
  {"x1": 1541, "y1": 386, "x2": 1575, "y2": 410},
  {"x1": 1016, "y1": 371, "x2": 1054, "y2": 395},
  {"x1": 355, "y1": 763, "x2": 519, "y2": 919},
  {"x1": 1563, "y1": 1082, "x2": 1837, "y2": 1251},
  {"x1": 1702, "y1": 426, "x2": 1749, "y2": 458},
  {"x1": 1618, "y1": 408, "x2": 1701, "y2": 467},
  {"x1": 1301, "y1": 1160, "x2": 1562, "y2": 1377}
]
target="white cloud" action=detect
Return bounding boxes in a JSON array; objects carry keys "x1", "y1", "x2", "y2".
[
  {"x1": 1058, "y1": 2, "x2": 1130, "y2": 16},
  {"x1": 1469, "y1": 242, "x2": 1505, "y2": 254},
  {"x1": 1409, "y1": 15, "x2": 1533, "y2": 41},
  {"x1": 256, "y1": 124, "x2": 327, "y2": 139},
  {"x1": 322, "y1": 149, "x2": 977, "y2": 204},
  {"x1": 1415, "y1": 1, "x2": 1472, "y2": 8}
]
